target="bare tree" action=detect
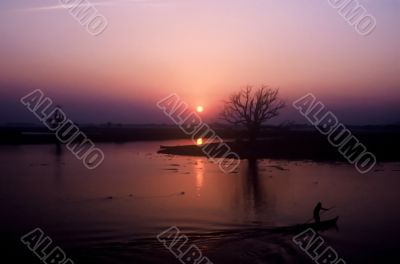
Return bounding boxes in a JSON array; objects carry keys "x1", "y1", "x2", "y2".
[{"x1": 221, "y1": 86, "x2": 285, "y2": 145}]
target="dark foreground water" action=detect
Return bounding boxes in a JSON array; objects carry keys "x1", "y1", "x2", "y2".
[{"x1": 0, "y1": 140, "x2": 399, "y2": 264}]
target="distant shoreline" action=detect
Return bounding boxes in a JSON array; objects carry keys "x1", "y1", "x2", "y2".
[
  {"x1": 1, "y1": 125, "x2": 399, "y2": 162},
  {"x1": 157, "y1": 132, "x2": 400, "y2": 162}
]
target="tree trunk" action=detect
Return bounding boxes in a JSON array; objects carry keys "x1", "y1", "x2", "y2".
[{"x1": 248, "y1": 126, "x2": 258, "y2": 147}]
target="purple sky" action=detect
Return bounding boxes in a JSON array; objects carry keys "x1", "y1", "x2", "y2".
[{"x1": 0, "y1": 0, "x2": 399, "y2": 124}]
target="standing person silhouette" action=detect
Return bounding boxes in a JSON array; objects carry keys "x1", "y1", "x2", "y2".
[{"x1": 313, "y1": 202, "x2": 329, "y2": 223}]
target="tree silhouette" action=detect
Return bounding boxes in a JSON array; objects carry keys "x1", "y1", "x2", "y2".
[{"x1": 220, "y1": 86, "x2": 285, "y2": 145}]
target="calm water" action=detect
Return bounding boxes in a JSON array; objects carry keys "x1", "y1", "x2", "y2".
[{"x1": 0, "y1": 141, "x2": 399, "y2": 263}]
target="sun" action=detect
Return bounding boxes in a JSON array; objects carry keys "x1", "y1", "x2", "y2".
[{"x1": 196, "y1": 105, "x2": 204, "y2": 113}]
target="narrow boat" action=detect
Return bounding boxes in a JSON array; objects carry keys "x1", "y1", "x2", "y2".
[
  {"x1": 236, "y1": 217, "x2": 339, "y2": 235},
  {"x1": 275, "y1": 216, "x2": 339, "y2": 233}
]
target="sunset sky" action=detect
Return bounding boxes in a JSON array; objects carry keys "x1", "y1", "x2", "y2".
[{"x1": 0, "y1": 0, "x2": 399, "y2": 124}]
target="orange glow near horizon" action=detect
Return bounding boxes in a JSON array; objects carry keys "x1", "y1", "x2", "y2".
[{"x1": 196, "y1": 138, "x2": 203, "y2": 145}]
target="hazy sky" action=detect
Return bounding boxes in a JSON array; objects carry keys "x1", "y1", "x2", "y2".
[{"x1": 0, "y1": 0, "x2": 399, "y2": 124}]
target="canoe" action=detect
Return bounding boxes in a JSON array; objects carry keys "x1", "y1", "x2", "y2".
[
  {"x1": 274, "y1": 216, "x2": 339, "y2": 233},
  {"x1": 240, "y1": 217, "x2": 339, "y2": 234}
]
